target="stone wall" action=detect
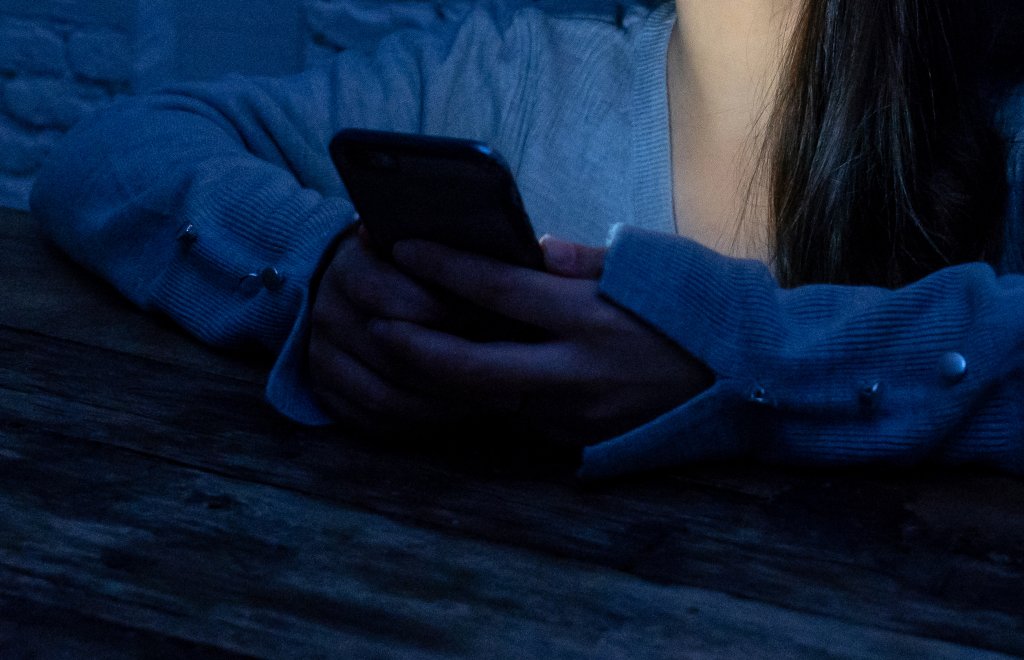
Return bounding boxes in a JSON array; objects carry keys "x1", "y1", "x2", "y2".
[
  {"x1": 0, "y1": 0, "x2": 303, "y2": 210},
  {"x1": 0, "y1": 1, "x2": 132, "y2": 209},
  {"x1": 1, "y1": 0, "x2": 625, "y2": 211}
]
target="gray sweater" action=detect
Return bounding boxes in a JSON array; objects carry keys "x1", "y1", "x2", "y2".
[{"x1": 30, "y1": 1, "x2": 1024, "y2": 477}]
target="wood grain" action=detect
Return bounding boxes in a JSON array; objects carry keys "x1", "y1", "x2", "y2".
[
  {"x1": 0, "y1": 415, "x2": 1013, "y2": 658},
  {"x1": 2, "y1": 206, "x2": 1023, "y2": 657}
]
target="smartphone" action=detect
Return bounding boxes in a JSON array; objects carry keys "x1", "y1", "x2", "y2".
[
  {"x1": 329, "y1": 128, "x2": 544, "y2": 270},
  {"x1": 329, "y1": 128, "x2": 546, "y2": 341}
]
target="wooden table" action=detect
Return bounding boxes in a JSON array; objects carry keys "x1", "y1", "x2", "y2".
[{"x1": 2, "y1": 205, "x2": 1023, "y2": 658}]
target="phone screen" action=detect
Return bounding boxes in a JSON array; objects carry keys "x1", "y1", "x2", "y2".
[
  {"x1": 329, "y1": 129, "x2": 548, "y2": 342},
  {"x1": 330, "y1": 129, "x2": 544, "y2": 270}
]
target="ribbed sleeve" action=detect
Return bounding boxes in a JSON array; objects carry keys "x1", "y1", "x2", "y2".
[
  {"x1": 583, "y1": 225, "x2": 1024, "y2": 478},
  {"x1": 33, "y1": 0, "x2": 1024, "y2": 478},
  {"x1": 29, "y1": 2, "x2": 658, "y2": 426}
]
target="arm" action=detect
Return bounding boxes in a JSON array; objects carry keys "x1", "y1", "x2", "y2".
[
  {"x1": 29, "y1": 6, "x2": 528, "y2": 423},
  {"x1": 583, "y1": 225, "x2": 1024, "y2": 478},
  {"x1": 364, "y1": 227, "x2": 1024, "y2": 479}
]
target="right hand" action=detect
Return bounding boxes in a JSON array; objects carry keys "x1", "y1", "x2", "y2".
[{"x1": 307, "y1": 226, "x2": 520, "y2": 433}]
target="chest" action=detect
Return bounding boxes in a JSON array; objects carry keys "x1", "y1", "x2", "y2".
[{"x1": 669, "y1": 128, "x2": 772, "y2": 262}]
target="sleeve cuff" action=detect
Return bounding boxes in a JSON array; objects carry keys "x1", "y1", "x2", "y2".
[
  {"x1": 591, "y1": 225, "x2": 1024, "y2": 477},
  {"x1": 599, "y1": 224, "x2": 781, "y2": 378},
  {"x1": 578, "y1": 380, "x2": 753, "y2": 480},
  {"x1": 581, "y1": 225, "x2": 779, "y2": 477},
  {"x1": 264, "y1": 223, "x2": 356, "y2": 426},
  {"x1": 265, "y1": 288, "x2": 333, "y2": 425}
]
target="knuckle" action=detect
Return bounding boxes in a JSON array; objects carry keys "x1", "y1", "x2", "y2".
[
  {"x1": 400, "y1": 344, "x2": 435, "y2": 378},
  {"x1": 336, "y1": 232, "x2": 364, "y2": 263},
  {"x1": 590, "y1": 299, "x2": 623, "y2": 332},
  {"x1": 345, "y1": 273, "x2": 382, "y2": 311},
  {"x1": 417, "y1": 255, "x2": 446, "y2": 280},
  {"x1": 450, "y1": 346, "x2": 488, "y2": 383},
  {"x1": 359, "y1": 378, "x2": 398, "y2": 416},
  {"x1": 375, "y1": 321, "x2": 410, "y2": 353},
  {"x1": 403, "y1": 292, "x2": 445, "y2": 325}
]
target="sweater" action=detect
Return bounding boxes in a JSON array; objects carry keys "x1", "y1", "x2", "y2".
[{"x1": 29, "y1": 1, "x2": 1024, "y2": 478}]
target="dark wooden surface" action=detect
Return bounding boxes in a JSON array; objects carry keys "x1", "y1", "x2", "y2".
[{"x1": 2, "y1": 205, "x2": 1023, "y2": 658}]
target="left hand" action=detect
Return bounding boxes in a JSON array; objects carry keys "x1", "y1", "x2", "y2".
[{"x1": 368, "y1": 236, "x2": 714, "y2": 446}]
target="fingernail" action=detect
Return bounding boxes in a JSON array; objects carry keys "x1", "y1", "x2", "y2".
[{"x1": 541, "y1": 236, "x2": 574, "y2": 271}]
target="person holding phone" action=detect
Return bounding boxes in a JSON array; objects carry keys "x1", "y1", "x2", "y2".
[{"x1": 30, "y1": 0, "x2": 1024, "y2": 478}]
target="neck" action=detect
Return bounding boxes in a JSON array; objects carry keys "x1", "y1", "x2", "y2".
[
  {"x1": 667, "y1": 0, "x2": 800, "y2": 258},
  {"x1": 670, "y1": 0, "x2": 799, "y2": 139}
]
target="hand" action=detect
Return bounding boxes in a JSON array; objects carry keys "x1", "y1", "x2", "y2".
[
  {"x1": 307, "y1": 226, "x2": 520, "y2": 433},
  {"x1": 538, "y1": 233, "x2": 609, "y2": 279},
  {"x1": 369, "y1": 236, "x2": 714, "y2": 446}
]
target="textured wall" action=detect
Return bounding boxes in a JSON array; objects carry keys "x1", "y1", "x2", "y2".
[
  {"x1": 0, "y1": 2, "x2": 132, "y2": 209},
  {"x1": 305, "y1": 0, "x2": 471, "y2": 66},
  {"x1": 0, "y1": 0, "x2": 303, "y2": 210},
  {"x1": 135, "y1": 0, "x2": 303, "y2": 92},
  {"x1": 2, "y1": 0, "x2": 625, "y2": 211},
  {"x1": 304, "y1": 0, "x2": 629, "y2": 65}
]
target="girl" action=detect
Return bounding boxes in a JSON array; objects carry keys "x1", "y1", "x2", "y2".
[{"x1": 30, "y1": 0, "x2": 1024, "y2": 478}]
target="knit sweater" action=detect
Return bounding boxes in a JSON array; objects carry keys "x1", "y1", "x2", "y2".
[{"x1": 29, "y1": 2, "x2": 1024, "y2": 478}]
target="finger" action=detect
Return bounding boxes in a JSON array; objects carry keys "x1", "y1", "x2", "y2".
[
  {"x1": 310, "y1": 301, "x2": 428, "y2": 395},
  {"x1": 539, "y1": 235, "x2": 606, "y2": 279},
  {"x1": 323, "y1": 235, "x2": 451, "y2": 326},
  {"x1": 392, "y1": 239, "x2": 603, "y2": 334},
  {"x1": 370, "y1": 318, "x2": 585, "y2": 393},
  {"x1": 311, "y1": 308, "x2": 522, "y2": 414},
  {"x1": 309, "y1": 338, "x2": 469, "y2": 428}
]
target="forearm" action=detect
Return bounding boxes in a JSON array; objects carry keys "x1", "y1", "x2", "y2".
[
  {"x1": 584, "y1": 226, "x2": 1024, "y2": 478},
  {"x1": 29, "y1": 4, "x2": 522, "y2": 358},
  {"x1": 29, "y1": 79, "x2": 354, "y2": 352}
]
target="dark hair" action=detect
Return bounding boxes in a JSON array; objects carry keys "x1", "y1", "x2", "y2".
[{"x1": 766, "y1": 0, "x2": 1020, "y2": 288}]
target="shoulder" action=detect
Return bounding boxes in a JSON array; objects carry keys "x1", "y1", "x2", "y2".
[
  {"x1": 481, "y1": 0, "x2": 673, "y2": 88},
  {"x1": 475, "y1": 0, "x2": 672, "y2": 48},
  {"x1": 522, "y1": 0, "x2": 667, "y2": 25}
]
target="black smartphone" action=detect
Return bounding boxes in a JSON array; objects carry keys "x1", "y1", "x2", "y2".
[
  {"x1": 329, "y1": 128, "x2": 546, "y2": 341},
  {"x1": 329, "y1": 128, "x2": 544, "y2": 270}
]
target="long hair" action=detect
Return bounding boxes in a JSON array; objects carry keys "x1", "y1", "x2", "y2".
[{"x1": 766, "y1": 0, "x2": 1017, "y2": 288}]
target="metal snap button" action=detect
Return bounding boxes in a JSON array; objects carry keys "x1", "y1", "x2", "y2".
[
  {"x1": 859, "y1": 381, "x2": 882, "y2": 407},
  {"x1": 260, "y1": 267, "x2": 285, "y2": 291},
  {"x1": 938, "y1": 352, "x2": 968, "y2": 384},
  {"x1": 176, "y1": 223, "x2": 198, "y2": 244},
  {"x1": 749, "y1": 385, "x2": 772, "y2": 406},
  {"x1": 239, "y1": 273, "x2": 262, "y2": 297}
]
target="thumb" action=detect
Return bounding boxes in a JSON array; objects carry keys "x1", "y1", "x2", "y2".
[
  {"x1": 540, "y1": 235, "x2": 607, "y2": 279},
  {"x1": 539, "y1": 235, "x2": 607, "y2": 279}
]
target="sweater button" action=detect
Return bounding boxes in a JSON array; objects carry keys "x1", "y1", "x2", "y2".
[
  {"x1": 239, "y1": 273, "x2": 262, "y2": 297},
  {"x1": 859, "y1": 381, "x2": 882, "y2": 407},
  {"x1": 748, "y1": 385, "x2": 772, "y2": 406},
  {"x1": 938, "y1": 352, "x2": 967, "y2": 384},
  {"x1": 260, "y1": 267, "x2": 285, "y2": 291},
  {"x1": 176, "y1": 223, "x2": 198, "y2": 245}
]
